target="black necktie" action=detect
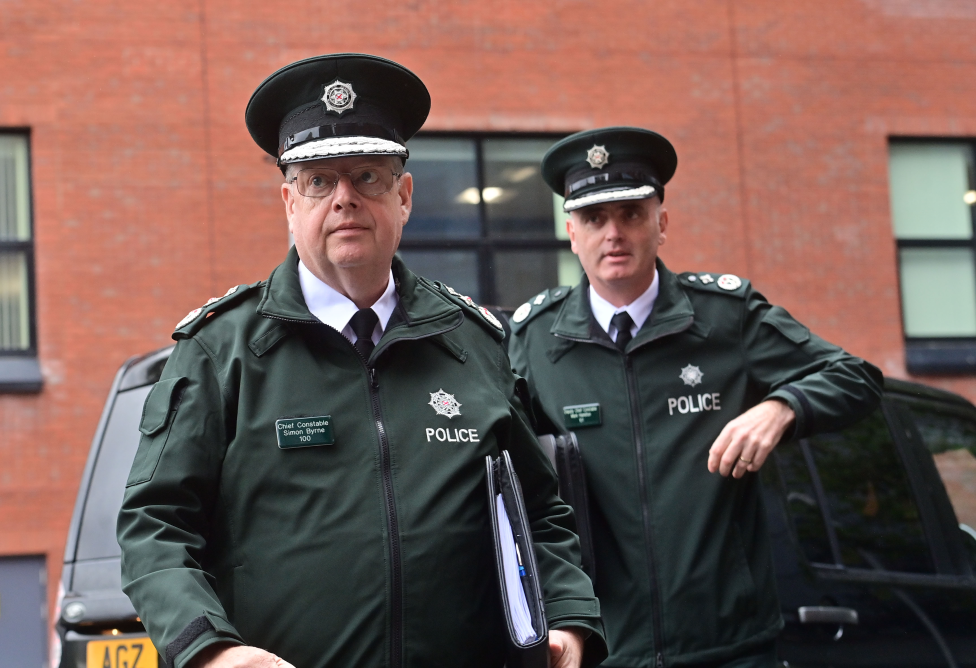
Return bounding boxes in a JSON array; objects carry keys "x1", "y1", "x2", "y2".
[
  {"x1": 350, "y1": 308, "x2": 379, "y2": 360},
  {"x1": 611, "y1": 311, "x2": 635, "y2": 351}
]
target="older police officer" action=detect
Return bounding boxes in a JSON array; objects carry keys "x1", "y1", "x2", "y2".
[
  {"x1": 117, "y1": 55, "x2": 606, "y2": 668},
  {"x1": 508, "y1": 127, "x2": 883, "y2": 668}
]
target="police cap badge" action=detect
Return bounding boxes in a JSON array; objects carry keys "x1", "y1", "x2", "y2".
[
  {"x1": 541, "y1": 127, "x2": 677, "y2": 212},
  {"x1": 246, "y1": 54, "x2": 431, "y2": 168}
]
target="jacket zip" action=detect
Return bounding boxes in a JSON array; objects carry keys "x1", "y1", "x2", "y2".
[
  {"x1": 264, "y1": 311, "x2": 465, "y2": 668},
  {"x1": 622, "y1": 353, "x2": 666, "y2": 667},
  {"x1": 556, "y1": 332, "x2": 670, "y2": 666},
  {"x1": 262, "y1": 314, "x2": 403, "y2": 667},
  {"x1": 368, "y1": 364, "x2": 402, "y2": 668}
]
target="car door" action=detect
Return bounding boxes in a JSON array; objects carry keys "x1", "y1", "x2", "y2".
[
  {"x1": 888, "y1": 389, "x2": 976, "y2": 664},
  {"x1": 767, "y1": 398, "x2": 976, "y2": 668}
]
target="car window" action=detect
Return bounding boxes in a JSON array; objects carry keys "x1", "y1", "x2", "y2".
[
  {"x1": 807, "y1": 411, "x2": 935, "y2": 574},
  {"x1": 75, "y1": 385, "x2": 152, "y2": 561},
  {"x1": 773, "y1": 440, "x2": 835, "y2": 565},
  {"x1": 899, "y1": 399, "x2": 976, "y2": 534}
]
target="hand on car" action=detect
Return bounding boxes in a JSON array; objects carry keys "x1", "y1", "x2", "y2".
[
  {"x1": 707, "y1": 400, "x2": 795, "y2": 478},
  {"x1": 187, "y1": 643, "x2": 295, "y2": 668},
  {"x1": 549, "y1": 627, "x2": 586, "y2": 668}
]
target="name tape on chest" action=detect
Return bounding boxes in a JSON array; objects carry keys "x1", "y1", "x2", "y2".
[
  {"x1": 276, "y1": 416, "x2": 335, "y2": 448},
  {"x1": 563, "y1": 403, "x2": 602, "y2": 428}
]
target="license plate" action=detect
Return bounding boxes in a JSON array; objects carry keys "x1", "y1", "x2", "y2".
[{"x1": 86, "y1": 637, "x2": 158, "y2": 668}]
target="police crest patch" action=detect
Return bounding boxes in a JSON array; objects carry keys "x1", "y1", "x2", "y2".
[
  {"x1": 429, "y1": 389, "x2": 462, "y2": 419},
  {"x1": 679, "y1": 364, "x2": 704, "y2": 387}
]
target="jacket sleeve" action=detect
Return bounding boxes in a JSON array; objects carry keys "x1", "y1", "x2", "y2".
[
  {"x1": 742, "y1": 288, "x2": 884, "y2": 440},
  {"x1": 508, "y1": 331, "x2": 562, "y2": 436},
  {"x1": 117, "y1": 339, "x2": 245, "y2": 668},
  {"x1": 500, "y1": 350, "x2": 608, "y2": 667}
]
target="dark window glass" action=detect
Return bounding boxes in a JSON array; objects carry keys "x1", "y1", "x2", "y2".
[
  {"x1": 483, "y1": 139, "x2": 558, "y2": 239},
  {"x1": 403, "y1": 137, "x2": 480, "y2": 240},
  {"x1": 889, "y1": 139, "x2": 976, "y2": 373},
  {"x1": 808, "y1": 411, "x2": 934, "y2": 573},
  {"x1": 0, "y1": 134, "x2": 34, "y2": 354},
  {"x1": 76, "y1": 386, "x2": 152, "y2": 560},
  {"x1": 399, "y1": 134, "x2": 573, "y2": 307},
  {"x1": 397, "y1": 249, "x2": 480, "y2": 302},
  {"x1": 773, "y1": 440, "x2": 835, "y2": 565},
  {"x1": 900, "y1": 399, "x2": 976, "y2": 535},
  {"x1": 492, "y1": 250, "x2": 561, "y2": 310}
]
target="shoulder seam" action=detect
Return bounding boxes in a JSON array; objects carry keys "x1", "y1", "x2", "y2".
[
  {"x1": 436, "y1": 282, "x2": 505, "y2": 339},
  {"x1": 510, "y1": 286, "x2": 572, "y2": 333},
  {"x1": 677, "y1": 272, "x2": 750, "y2": 299}
]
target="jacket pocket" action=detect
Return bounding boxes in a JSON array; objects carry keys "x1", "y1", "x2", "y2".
[
  {"x1": 126, "y1": 377, "x2": 187, "y2": 486},
  {"x1": 717, "y1": 524, "x2": 759, "y2": 623},
  {"x1": 761, "y1": 306, "x2": 810, "y2": 344}
]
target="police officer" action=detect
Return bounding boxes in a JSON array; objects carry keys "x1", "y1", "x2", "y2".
[
  {"x1": 507, "y1": 127, "x2": 884, "y2": 668},
  {"x1": 117, "y1": 55, "x2": 607, "y2": 668}
]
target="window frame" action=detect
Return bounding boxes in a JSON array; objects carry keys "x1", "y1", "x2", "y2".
[
  {"x1": 0, "y1": 128, "x2": 41, "y2": 393},
  {"x1": 889, "y1": 136, "x2": 976, "y2": 374},
  {"x1": 400, "y1": 131, "x2": 572, "y2": 306},
  {"x1": 771, "y1": 396, "x2": 976, "y2": 586}
]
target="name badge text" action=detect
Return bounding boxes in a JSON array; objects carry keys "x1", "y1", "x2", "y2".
[
  {"x1": 276, "y1": 416, "x2": 335, "y2": 448},
  {"x1": 563, "y1": 403, "x2": 602, "y2": 428}
]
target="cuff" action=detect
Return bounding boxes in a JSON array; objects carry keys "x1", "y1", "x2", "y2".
[
  {"x1": 766, "y1": 385, "x2": 810, "y2": 441},
  {"x1": 170, "y1": 613, "x2": 245, "y2": 668},
  {"x1": 546, "y1": 597, "x2": 607, "y2": 668}
]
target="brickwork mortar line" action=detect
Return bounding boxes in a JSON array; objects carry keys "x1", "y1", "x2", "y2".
[
  {"x1": 727, "y1": 0, "x2": 753, "y2": 277},
  {"x1": 199, "y1": 0, "x2": 217, "y2": 294}
]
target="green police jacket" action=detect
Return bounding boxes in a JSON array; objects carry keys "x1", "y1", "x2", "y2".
[
  {"x1": 117, "y1": 248, "x2": 607, "y2": 668},
  {"x1": 507, "y1": 260, "x2": 883, "y2": 668}
]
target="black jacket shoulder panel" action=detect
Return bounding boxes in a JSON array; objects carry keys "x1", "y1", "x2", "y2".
[
  {"x1": 509, "y1": 286, "x2": 573, "y2": 335},
  {"x1": 677, "y1": 272, "x2": 750, "y2": 300},
  {"x1": 172, "y1": 282, "x2": 264, "y2": 341},
  {"x1": 435, "y1": 281, "x2": 506, "y2": 341}
]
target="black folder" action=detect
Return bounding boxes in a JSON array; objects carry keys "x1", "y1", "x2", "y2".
[
  {"x1": 536, "y1": 433, "x2": 596, "y2": 585},
  {"x1": 486, "y1": 450, "x2": 551, "y2": 668}
]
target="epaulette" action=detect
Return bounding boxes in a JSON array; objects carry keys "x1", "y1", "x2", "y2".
[
  {"x1": 509, "y1": 286, "x2": 572, "y2": 334},
  {"x1": 172, "y1": 282, "x2": 262, "y2": 340},
  {"x1": 678, "y1": 271, "x2": 750, "y2": 298},
  {"x1": 437, "y1": 283, "x2": 506, "y2": 341}
]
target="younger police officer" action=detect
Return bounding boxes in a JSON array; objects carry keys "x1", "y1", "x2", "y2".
[
  {"x1": 117, "y1": 55, "x2": 606, "y2": 668},
  {"x1": 508, "y1": 127, "x2": 883, "y2": 668}
]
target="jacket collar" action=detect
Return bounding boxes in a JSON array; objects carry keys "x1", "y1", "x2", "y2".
[
  {"x1": 257, "y1": 247, "x2": 462, "y2": 345},
  {"x1": 551, "y1": 258, "x2": 695, "y2": 350}
]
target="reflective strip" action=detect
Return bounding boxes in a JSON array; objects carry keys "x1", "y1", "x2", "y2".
[
  {"x1": 280, "y1": 136, "x2": 408, "y2": 163},
  {"x1": 564, "y1": 185, "x2": 656, "y2": 211}
]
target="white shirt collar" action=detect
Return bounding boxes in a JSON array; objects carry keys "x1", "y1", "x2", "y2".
[
  {"x1": 589, "y1": 270, "x2": 660, "y2": 342},
  {"x1": 298, "y1": 260, "x2": 398, "y2": 346}
]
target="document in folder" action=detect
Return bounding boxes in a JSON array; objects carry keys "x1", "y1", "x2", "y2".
[
  {"x1": 495, "y1": 493, "x2": 538, "y2": 644},
  {"x1": 486, "y1": 450, "x2": 550, "y2": 668}
]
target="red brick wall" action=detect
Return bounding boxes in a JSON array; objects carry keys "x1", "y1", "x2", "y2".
[{"x1": 2, "y1": 0, "x2": 975, "y2": 617}]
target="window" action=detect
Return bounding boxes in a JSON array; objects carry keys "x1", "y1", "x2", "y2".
[
  {"x1": 896, "y1": 398, "x2": 976, "y2": 564},
  {"x1": 776, "y1": 411, "x2": 935, "y2": 574},
  {"x1": 398, "y1": 135, "x2": 582, "y2": 307},
  {"x1": 888, "y1": 139, "x2": 976, "y2": 373},
  {"x1": 0, "y1": 132, "x2": 40, "y2": 392}
]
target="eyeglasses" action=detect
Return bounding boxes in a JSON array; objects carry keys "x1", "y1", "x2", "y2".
[{"x1": 286, "y1": 165, "x2": 402, "y2": 198}]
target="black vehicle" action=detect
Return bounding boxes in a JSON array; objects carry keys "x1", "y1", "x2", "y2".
[{"x1": 52, "y1": 346, "x2": 976, "y2": 668}]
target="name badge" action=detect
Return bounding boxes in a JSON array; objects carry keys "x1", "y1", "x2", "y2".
[
  {"x1": 563, "y1": 403, "x2": 602, "y2": 428},
  {"x1": 276, "y1": 416, "x2": 335, "y2": 449}
]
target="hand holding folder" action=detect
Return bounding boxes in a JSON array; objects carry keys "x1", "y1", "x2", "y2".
[{"x1": 486, "y1": 450, "x2": 551, "y2": 668}]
